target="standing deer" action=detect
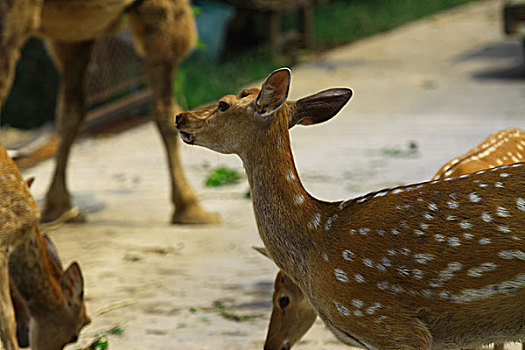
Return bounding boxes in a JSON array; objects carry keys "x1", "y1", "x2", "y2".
[
  {"x1": 175, "y1": 68, "x2": 525, "y2": 350},
  {"x1": 0, "y1": 147, "x2": 90, "y2": 350},
  {"x1": 0, "y1": 0, "x2": 218, "y2": 224},
  {"x1": 256, "y1": 128, "x2": 525, "y2": 350}
]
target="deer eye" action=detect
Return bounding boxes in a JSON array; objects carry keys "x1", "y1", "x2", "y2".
[
  {"x1": 278, "y1": 296, "x2": 290, "y2": 309},
  {"x1": 218, "y1": 101, "x2": 230, "y2": 112}
]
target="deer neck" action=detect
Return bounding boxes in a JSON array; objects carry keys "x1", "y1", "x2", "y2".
[
  {"x1": 9, "y1": 226, "x2": 63, "y2": 314},
  {"x1": 240, "y1": 112, "x2": 325, "y2": 285}
]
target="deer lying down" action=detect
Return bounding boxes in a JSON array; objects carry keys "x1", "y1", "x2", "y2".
[
  {"x1": 0, "y1": 147, "x2": 90, "y2": 350},
  {"x1": 255, "y1": 128, "x2": 525, "y2": 350},
  {"x1": 175, "y1": 68, "x2": 525, "y2": 350}
]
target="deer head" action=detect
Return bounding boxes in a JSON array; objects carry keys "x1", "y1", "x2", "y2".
[
  {"x1": 254, "y1": 247, "x2": 317, "y2": 350},
  {"x1": 175, "y1": 68, "x2": 352, "y2": 157}
]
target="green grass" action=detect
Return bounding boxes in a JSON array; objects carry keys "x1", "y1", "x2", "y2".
[
  {"x1": 177, "y1": 0, "x2": 478, "y2": 110},
  {"x1": 313, "y1": 0, "x2": 477, "y2": 47},
  {"x1": 205, "y1": 167, "x2": 242, "y2": 187}
]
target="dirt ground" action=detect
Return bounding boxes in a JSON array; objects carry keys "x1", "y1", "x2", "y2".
[{"x1": 17, "y1": 0, "x2": 525, "y2": 349}]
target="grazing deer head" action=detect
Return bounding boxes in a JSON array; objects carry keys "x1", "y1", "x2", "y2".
[
  {"x1": 176, "y1": 68, "x2": 525, "y2": 350},
  {"x1": 254, "y1": 247, "x2": 317, "y2": 350},
  {"x1": 0, "y1": 148, "x2": 90, "y2": 350}
]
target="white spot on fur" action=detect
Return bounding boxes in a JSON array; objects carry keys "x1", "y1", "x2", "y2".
[
  {"x1": 498, "y1": 250, "x2": 525, "y2": 260},
  {"x1": 469, "y1": 192, "x2": 481, "y2": 203},
  {"x1": 335, "y1": 301, "x2": 350, "y2": 316},
  {"x1": 414, "y1": 253, "x2": 435, "y2": 264},
  {"x1": 463, "y1": 232, "x2": 474, "y2": 240},
  {"x1": 374, "y1": 191, "x2": 388, "y2": 198},
  {"x1": 494, "y1": 182, "x2": 504, "y2": 188},
  {"x1": 423, "y1": 212, "x2": 433, "y2": 220},
  {"x1": 414, "y1": 229, "x2": 425, "y2": 236},
  {"x1": 363, "y1": 258, "x2": 373, "y2": 268},
  {"x1": 377, "y1": 281, "x2": 388, "y2": 290},
  {"x1": 496, "y1": 207, "x2": 510, "y2": 218},
  {"x1": 293, "y1": 194, "x2": 305, "y2": 206},
  {"x1": 479, "y1": 238, "x2": 491, "y2": 245},
  {"x1": 412, "y1": 269, "x2": 424, "y2": 279},
  {"x1": 286, "y1": 170, "x2": 295, "y2": 181},
  {"x1": 391, "y1": 229, "x2": 400, "y2": 235},
  {"x1": 342, "y1": 250, "x2": 354, "y2": 261},
  {"x1": 434, "y1": 234, "x2": 446, "y2": 242},
  {"x1": 401, "y1": 248, "x2": 410, "y2": 255},
  {"x1": 354, "y1": 310, "x2": 363, "y2": 317},
  {"x1": 355, "y1": 274, "x2": 365, "y2": 283},
  {"x1": 500, "y1": 173, "x2": 510, "y2": 178},
  {"x1": 376, "y1": 229, "x2": 385, "y2": 236},
  {"x1": 448, "y1": 236, "x2": 461, "y2": 247},
  {"x1": 481, "y1": 212, "x2": 492, "y2": 223},
  {"x1": 360, "y1": 227, "x2": 371, "y2": 235},
  {"x1": 448, "y1": 201, "x2": 459, "y2": 209},
  {"x1": 517, "y1": 198, "x2": 525, "y2": 211},
  {"x1": 497, "y1": 225, "x2": 511, "y2": 233},
  {"x1": 428, "y1": 203, "x2": 438, "y2": 211},
  {"x1": 468, "y1": 262, "x2": 497, "y2": 277},
  {"x1": 459, "y1": 221, "x2": 472, "y2": 229},
  {"x1": 352, "y1": 299, "x2": 364, "y2": 308},
  {"x1": 335, "y1": 268, "x2": 349, "y2": 282}
]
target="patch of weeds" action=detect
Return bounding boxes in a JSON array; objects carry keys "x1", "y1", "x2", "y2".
[
  {"x1": 82, "y1": 335, "x2": 108, "y2": 350},
  {"x1": 205, "y1": 167, "x2": 241, "y2": 187},
  {"x1": 213, "y1": 301, "x2": 258, "y2": 322},
  {"x1": 109, "y1": 326, "x2": 123, "y2": 335},
  {"x1": 188, "y1": 306, "x2": 199, "y2": 313},
  {"x1": 176, "y1": 323, "x2": 187, "y2": 329},
  {"x1": 380, "y1": 141, "x2": 418, "y2": 158},
  {"x1": 79, "y1": 325, "x2": 125, "y2": 350}
]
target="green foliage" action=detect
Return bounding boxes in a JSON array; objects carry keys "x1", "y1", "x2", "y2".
[
  {"x1": 313, "y1": 0, "x2": 477, "y2": 47},
  {"x1": 109, "y1": 326, "x2": 124, "y2": 335},
  {"x1": 205, "y1": 167, "x2": 241, "y2": 187},
  {"x1": 213, "y1": 301, "x2": 258, "y2": 322},
  {"x1": 84, "y1": 335, "x2": 108, "y2": 350},
  {"x1": 174, "y1": 48, "x2": 280, "y2": 110}
]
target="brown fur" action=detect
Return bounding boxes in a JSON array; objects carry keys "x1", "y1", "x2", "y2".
[
  {"x1": 0, "y1": 0, "x2": 218, "y2": 224},
  {"x1": 176, "y1": 68, "x2": 525, "y2": 350},
  {"x1": 258, "y1": 128, "x2": 525, "y2": 350},
  {"x1": 433, "y1": 129, "x2": 525, "y2": 180},
  {"x1": 0, "y1": 147, "x2": 90, "y2": 350}
]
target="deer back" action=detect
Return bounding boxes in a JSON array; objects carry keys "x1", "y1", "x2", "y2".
[{"x1": 433, "y1": 129, "x2": 525, "y2": 180}]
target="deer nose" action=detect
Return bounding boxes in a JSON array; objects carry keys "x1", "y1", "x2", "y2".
[{"x1": 175, "y1": 113, "x2": 183, "y2": 128}]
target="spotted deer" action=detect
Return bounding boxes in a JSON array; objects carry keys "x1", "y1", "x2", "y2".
[
  {"x1": 175, "y1": 68, "x2": 525, "y2": 350},
  {"x1": 433, "y1": 129, "x2": 525, "y2": 180},
  {"x1": 0, "y1": 147, "x2": 90, "y2": 350},
  {"x1": 255, "y1": 128, "x2": 525, "y2": 350}
]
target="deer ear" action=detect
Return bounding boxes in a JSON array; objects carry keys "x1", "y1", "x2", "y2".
[
  {"x1": 252, "y1": 246, "x2": 273, "y2": 261},
  {"x1": 43, "y1": 234, "x2": 63, "y2": 270},
  {"x1": 255, "y1": 68, "x2": 291, "y2": 116},
  {"x1": 60, "y1": 262, "x2": 84, "y2": 308},
  {"x1": 25, "y1": 177, "x2": 35, "y2": 188},
  {"x1": 289, "y1": 88, "x2": 353, "y2": 128}
]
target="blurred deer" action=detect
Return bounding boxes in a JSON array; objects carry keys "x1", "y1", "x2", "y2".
[
  {"x1": 0, "y1": 147, "x2": 90, "y2": 350},
  {"x1": 175, "y1": 68, "x2": 525, "y2": 350},
  {"x1": 256, "y1": 128, "x2": 525, "y2": 350},
  {"x1": 0, "y1": 0, "x2": 218, "y2": 224}
]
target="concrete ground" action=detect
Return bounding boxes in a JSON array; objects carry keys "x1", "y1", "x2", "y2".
[{"x1": 21, "y1": 0, "x2": 524, "y2": 349}]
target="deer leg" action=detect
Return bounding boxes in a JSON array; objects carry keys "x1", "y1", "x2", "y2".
[
  {"x1": 127, "y1": 1, "x2": 220, "y2": 224},
  {"x1": 0, "y1": 0, "x2": 42, "y2": 108},
  {"x1": 0, "y1": 256, "x2": 18, "y2": 350},
  {"x1": 41, "y1": 40, "x2": 95, "y2": 223}
]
